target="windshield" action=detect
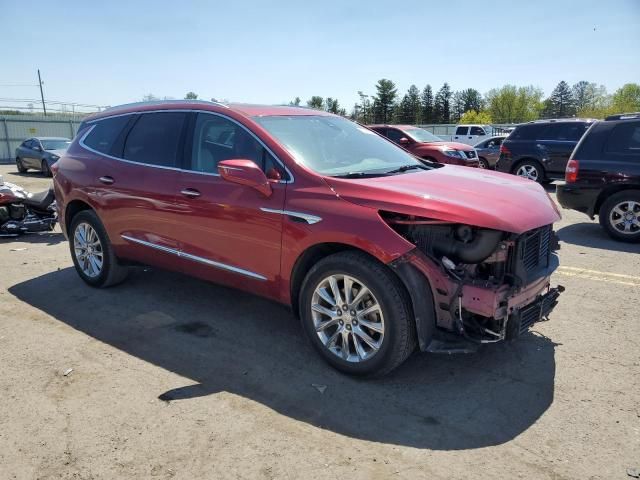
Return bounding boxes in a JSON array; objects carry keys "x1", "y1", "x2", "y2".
[
  {"x1": 253, "y1": 115, "x2": 426, "y2": 176},
  {"x1": 41, "y1": 139, "x2": 71, "y2": 150},
  {"x1": 402, "y1": 128, "x2": 442, "y2": 143}
]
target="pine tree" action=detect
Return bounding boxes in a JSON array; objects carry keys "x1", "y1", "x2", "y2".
[
  {"x1": 373, "y1": 79, "x2": 398, "y2": 123},
  {"x1": 451, "y1": 91, "x2": 465, "y2": 123},
  {"x1": 421, "y1": 85, "x2": 434, "y2": 123},
  {"x1": 406, "y1": 85, "x2": 421, "y2": 124},
  {"x1": 461, "y1": 88, "x2": 483, "y2": 113},
  {"x1": 307, "y1": 96, "x2": 325, "y2": 110},
  {"x1": 545, "y1": 81, "x2": 576, "y2": 118},
  {"x1": 434, "y1": 83, "x2": 452, "y2": 123}
]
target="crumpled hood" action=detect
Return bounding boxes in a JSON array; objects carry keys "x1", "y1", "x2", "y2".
[{"x1": 325, "y1": 165, "x2": 561, "y2": 234}]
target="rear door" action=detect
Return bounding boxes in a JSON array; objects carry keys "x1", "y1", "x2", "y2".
[
  {"x1": 173, "y1": 112, "x2": 287, "y2": 297},
  {"x1": 538, "y1": 123, "x2": 588, "y2": 175},
  {"x1": 83, "y1": 111, "x2": 188, "y2": 268},
  {"x1": 453, "y1": 126, "x2": 468, "y2": 142}
]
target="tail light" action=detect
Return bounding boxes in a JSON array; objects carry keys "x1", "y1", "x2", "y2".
[
  {"x1": 499, "y1": 144, "x2": 511, "y2": 155},
  {"x1": 565, "y1": 159, "x2": 579, "y2": 183}
]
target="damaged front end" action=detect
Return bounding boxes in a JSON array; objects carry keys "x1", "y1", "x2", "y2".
[{"x1": 383, "y1": 211, "x2": 564, "y2": 352}]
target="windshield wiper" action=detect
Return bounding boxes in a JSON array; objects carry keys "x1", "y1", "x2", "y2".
[
  {"x1": 383, "y1": 164, "x2": 426, "y2": 175},
  {"x1": 330, "y1": 171, "x2": 389, "y2": 179}
]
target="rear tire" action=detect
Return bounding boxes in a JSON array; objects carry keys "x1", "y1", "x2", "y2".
[
  {"x1": 16, "y1": 157, "x2": 27, "y2": 173},
  {"x1": 41, "y1": 160, "x2": 52, "y2": 177},
  {"x1": 299, "y1": 251, "x2": 416, "y2": 377},
  {"x1": 599, "y1": 191, "x2": 640, "y2": 243},
  {"x1": 69, "y1": 210, "x2": 129, "y2": 287},
  {"x1": 513, "y1": 159, "x2": 544, "y2": 183}
]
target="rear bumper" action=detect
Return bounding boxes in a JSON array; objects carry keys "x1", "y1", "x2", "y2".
[{"x1": 556, "y1": 182, "x2": 601, "y2": 218}]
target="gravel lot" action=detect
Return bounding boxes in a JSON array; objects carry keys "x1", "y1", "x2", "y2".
[{"x1": 0, "y1": 164, "x2": 638, "y2": 480}]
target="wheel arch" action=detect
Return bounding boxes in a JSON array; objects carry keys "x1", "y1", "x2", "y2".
[
  {"x1": 65, "y1": 199, "x2": 94, "y2": 236},
  {"x1": 594, "y1": 185, "x2": 640, "y2": 218}
]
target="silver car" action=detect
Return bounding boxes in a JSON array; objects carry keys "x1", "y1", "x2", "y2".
[
  {"x1": 473, "y1": 135, "x2": 506, "y2": 169},
  {"x1": 15, "y1": 137, "x2": 71, "y2": 177}
]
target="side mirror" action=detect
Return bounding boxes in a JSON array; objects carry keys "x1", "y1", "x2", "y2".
[
  {"x1": 399, "y1": 137, "x2": 410, "y2": 145},
  {"x1": 218, "y1": 159, "x2": 272, "y2": 197}
]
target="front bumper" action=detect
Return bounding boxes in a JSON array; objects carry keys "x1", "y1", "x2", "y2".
[{"x1": 392, "y1": 249, "x2": 563, "y2": 351}]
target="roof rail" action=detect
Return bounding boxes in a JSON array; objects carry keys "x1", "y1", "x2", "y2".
[
  {"x1": 605, "y1": 112, "x2": 640, "y2": 121},
  {"x1": 528, "y1": 117, "x2": 593, "y2": 124},
  {"x1": 102, "y1": 99, "x2": 229, "y2": 112}
]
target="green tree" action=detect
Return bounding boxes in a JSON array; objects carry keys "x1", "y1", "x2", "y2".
[
  {"x1": 485, "y1": 85, "x2": 543, "y2": 123},
  {"x1": 421, "y1": 85, "x2": 434, "y2": 123},
  {"x1": 307, "y1": 96, "x2": 325, "y2": 110},
  {"x1": 373, "y1": 79, "x2": 398, "y2": 123},
  {"x1": 184, "y1": 92, "x2": 198, "y2": 100},
  {"x1": 612, "y1": 83, "x2": 640, "y2": 112},
  {"x1": 326, "y1": 97, "x2": 341, "y2": 114},
  {"x1": 459, "y1": 110, "x2": 493, "y2": 124},
  {"x1": 434, "y1": 83, "x2": 452, "y2": 123},
  {"x1": 406, "y1": 85, "x2": 421, "y2": 124},
  {"x1": 289, "y1": 96, "x2": 301, "y2": 106},
  {"x1": 142, "y1": 94, "x2": 159, "y2": 102},
  {"x1": 461, "y1": 88, "x2": 483, "y2": 112},
  {"x1": 451, "y1": 90, "x2": 465, "y2": 122},
  {"x1": 544, "y1": 81, "x2": 576, "y2": 118}
]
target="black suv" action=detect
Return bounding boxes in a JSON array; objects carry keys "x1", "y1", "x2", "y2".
[
  {"x1": 496, "y1": 119, "x2": 593, "y2": 182},
  {"x1": 557, "y1": 113, "x2": 640, "y2": 243}
]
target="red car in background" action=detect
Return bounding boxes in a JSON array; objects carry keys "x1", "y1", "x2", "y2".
[
  {"x1": 369, "y1": 124, "x2": 480, "y2": 167},
  {"x1": 53, "y1": 100, "x2": 562, "y2": 376}
]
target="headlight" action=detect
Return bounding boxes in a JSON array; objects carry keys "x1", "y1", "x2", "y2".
[
  {"x1": 441, "y1": 149, "x2": 463, "y2": 158},
  {"x1": 50, "y1": 154, "x2": 60, "y2": 161}
]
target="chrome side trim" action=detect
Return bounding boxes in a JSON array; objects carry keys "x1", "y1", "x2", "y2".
[
  {"x1": 80, "y1": 109, "x2": 294, "y2": 183},
  {"x1": 260, "y1": 208, "x2": 322, "y2": 225},
  {"x1": 121, "y1": 234, "x2": 267, "y2": 281}
]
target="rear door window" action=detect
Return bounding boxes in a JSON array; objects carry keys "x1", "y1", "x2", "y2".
[
  {"x1": 84, "y1": 115, "x2": 132, "y2": 155},
  {"x1": 455, "y1": 126, "x2": 468, "y2": 135},
  {"x1": 543, "y1": 123, "x2": 587, "y2": 141},
  {"x1": 511, "y1": 124, "x2": 544, "y2": 140},
  {"x1": 123, "y1": 112, "x2": 187, "y2": 167},
  {"x1": 385, "y1": 128, "x2": 406, "y2": 144},
  {"x1": 605, "y1": 121, "x2": 640, "y2": 154}
]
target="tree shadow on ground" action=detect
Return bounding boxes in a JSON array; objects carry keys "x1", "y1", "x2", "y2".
[{"x1": 10, "y1": 267, "x2": 557, "y2": 450}]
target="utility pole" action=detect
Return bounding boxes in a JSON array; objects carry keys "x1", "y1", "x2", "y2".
[{"x1": 37, "y1": 69, "x2": 47, "y2": 116}]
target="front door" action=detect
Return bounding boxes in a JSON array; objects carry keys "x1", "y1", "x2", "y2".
[{"x1": 174, "y1": 112, "x2": 287, "y2": 298}]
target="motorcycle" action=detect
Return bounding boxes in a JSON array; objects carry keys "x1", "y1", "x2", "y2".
[{"x1": 0, "y1": 175, "x2": 57, "y2": 237}]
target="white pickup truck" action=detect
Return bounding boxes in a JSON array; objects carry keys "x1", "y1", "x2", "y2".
[{"x1": 440, "y1": 124, "x2": 513, "y2": 146}]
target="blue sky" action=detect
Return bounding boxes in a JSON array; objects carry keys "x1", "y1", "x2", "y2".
[{"x1": 1, "y1": 0, "x2": 639, "y2": 111}]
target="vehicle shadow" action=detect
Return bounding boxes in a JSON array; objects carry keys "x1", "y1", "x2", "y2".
[
  {"x1": 557, "y1": 222, "x2": 639, "y2": 254},
  {"x1": 2, "y1": 170, "x2": 48, "y2": 179},
  {"x1": 9, "y1": 267, "x2": 557, "y2": 450},
  {"x1": 0, "y1": 231, "x2": 65, "y2": 246}
]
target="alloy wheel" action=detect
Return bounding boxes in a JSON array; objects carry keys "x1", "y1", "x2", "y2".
[
  {"x1": 311, "y1": 274, "x2": 385, "y2": 363},
  {"x1": 516, "y1": 164, "x2": 539, "y2": 181},
  {"x1": 73, "y1": 222, "x2": 104, "y2": 277},
  {"x1": 608, "y1": 200, "x2": 640, "y2": 235}
]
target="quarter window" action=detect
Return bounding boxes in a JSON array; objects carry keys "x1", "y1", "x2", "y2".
[
  {"x1": 189, "y1": 113, "x2": 284, "y2": 178},
  {"x1": 605, "y1": 122, "x2": 640, "y2": 154},
  {"x1": 84, "y1": 115, "x2": 131, "y2": 155},
  {"x1": 123, "y1": 112, "x2": 187, "y2": 167}
]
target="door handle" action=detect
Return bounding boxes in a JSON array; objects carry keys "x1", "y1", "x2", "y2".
[
  {"x1": 180, "y1": 188, "x2": 201, "y2": 198},
  {"x1": 99, "y1": 176, "x2": 114, "y2": 185}
]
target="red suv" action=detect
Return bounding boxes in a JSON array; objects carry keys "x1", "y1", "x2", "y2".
[
  {"x1": 369, "y1": 125, "x2": 480, "y2": 167},
  {"x1": 53, "y1": 101, "x2": 563, "y2": 376}
]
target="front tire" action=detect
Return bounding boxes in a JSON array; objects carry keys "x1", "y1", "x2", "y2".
[
  {"x1": 478, "y1": 157, "x2": 490, "y2": 169},
  {"x1": 299, "y1": 251, "x2": 416, "y2": 377},
  {"x1": 16, "y1": 157, "x2": 27, "y2": 173},
  {"x1": 41, "y1": 160, "x2": 52, "y2": 177},
  {"x1": 599, "y1": 191, "x2": 640, "y2": 243},
  {"x1": 69, "y1": 210, "x2": 129, "y2": 287},
  {"x1": 513, "y1": 160, "x2": 544, "y2": 183}
]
